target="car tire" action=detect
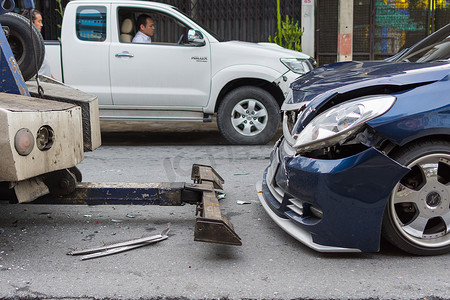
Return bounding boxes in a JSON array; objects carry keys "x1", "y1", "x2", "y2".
[
  {"x1": 0, "y1": 12, "x2": 45, "y2": 81},
  {"x1": 217, "y1": 86, "x2": 281, "y2": 145},
  {"x1": 382, "y1": 139, "x2": 450, "y2": 255}
]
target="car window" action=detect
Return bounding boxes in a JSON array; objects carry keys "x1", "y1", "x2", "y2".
[
  {"x1": 76, "y1": 6, "x2": 107, "y2": 42},
  {"x1": 399, "y1": 23, "x2": 450, "y2": 63},
  {"x1": 118, "y1": 8, "x2": 190, "y2": 45}
]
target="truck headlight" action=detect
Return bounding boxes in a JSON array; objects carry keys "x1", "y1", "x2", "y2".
[
  {"x1": 15, "y1": 128, "x2": 35, "y2": 156},
  {"x1": 281, "y1": 58, "x2": 309, "y2": 74},
  {"x1": 293, "y1": 95, "x2": 396, "y2": 152}
]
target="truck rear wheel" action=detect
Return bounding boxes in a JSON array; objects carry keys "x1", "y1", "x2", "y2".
[
  {"x1": 217, "y1": 86, "x2": 281, "y2": 145},
  {"x1": 0, "y1": 12, "x2": 45, "y2": 81}
]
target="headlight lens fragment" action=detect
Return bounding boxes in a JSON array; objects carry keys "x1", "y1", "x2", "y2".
[{"x1": 293, "y1": 95, "x2": 396, "y2": 152}]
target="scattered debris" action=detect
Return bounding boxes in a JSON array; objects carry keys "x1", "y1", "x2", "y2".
[
  {"x1": 216, "y1": 192, "x2": 226, "y2": 200},
  {"x1": 237, "y1": 200, "x2": 251, "y2": 205},
  {"x1": 68, "y1": 226, "x2": 170, "y2": 260}
]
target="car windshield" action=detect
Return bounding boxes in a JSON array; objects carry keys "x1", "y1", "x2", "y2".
[{"x1": 397, "y1": 23, "x2": 450, "y2": 63}]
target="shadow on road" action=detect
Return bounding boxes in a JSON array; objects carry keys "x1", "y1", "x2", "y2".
[
  {"x1": 101, "y1": 131, "x2": 229, "y2": 146},
  {"x1": 99, "y1": 120, "x2": 282, "y2": 146}
]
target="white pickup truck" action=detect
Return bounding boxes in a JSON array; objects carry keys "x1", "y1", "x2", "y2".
[{"x1": 46, "y1": 0, "x2": 315, "y2": 144}]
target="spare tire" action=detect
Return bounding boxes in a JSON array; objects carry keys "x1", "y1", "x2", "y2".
[{"x1": 0, "y1": 12, "x2": 45, "y2": 81}]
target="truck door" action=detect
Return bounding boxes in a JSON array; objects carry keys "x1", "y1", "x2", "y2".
[
  {"x1": 62, "y1": 5, "x2": 112, "y2": 106},
  {"x1": 109, "y1": 6, "x2": 211, "y2": 108}
]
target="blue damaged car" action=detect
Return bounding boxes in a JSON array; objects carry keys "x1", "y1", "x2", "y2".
[{"x1": 257, "y1": 24, "x2": 450, "y2": 255}]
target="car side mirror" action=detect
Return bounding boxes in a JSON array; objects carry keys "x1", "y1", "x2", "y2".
[{"x1": 188, "y1": 29, "x2": 205, "y2": 46}]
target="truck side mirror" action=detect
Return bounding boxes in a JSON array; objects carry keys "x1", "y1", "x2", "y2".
[{"x1": 188, "y1": 29, "x2": 205, "y2": 46}]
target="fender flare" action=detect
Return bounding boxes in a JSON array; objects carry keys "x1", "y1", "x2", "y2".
[{"x1": 204, "y1": 65, "x2": 283, "y2": 113}]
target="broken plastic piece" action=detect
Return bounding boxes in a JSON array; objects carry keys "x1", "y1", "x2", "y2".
[
  {"x1": 237, "y1": 200, "x2": 251, "y2": 205},
  {"x1": 216, "y1": 192, "x2": 226, "y2": 200}
]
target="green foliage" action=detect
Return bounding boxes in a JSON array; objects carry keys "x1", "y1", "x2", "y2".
[
  {"x1": 55, "y1": 0, "x2": 69, "y2": 40},
  {"x1": 269, "y1": 0, "x2": 303, "y2": 51}
]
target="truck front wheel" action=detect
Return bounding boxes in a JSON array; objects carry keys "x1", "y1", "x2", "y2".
[
  {"x1": 217, "y1": 86, "x2": 280, "y2": 145},
  {"x1": 0, "y1": 13, "x2": 45, "y2": 81}
]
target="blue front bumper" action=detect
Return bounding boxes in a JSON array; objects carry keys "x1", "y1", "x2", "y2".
[{"x1": 257, "y1": 139, "x2": 410, "y2": 252}]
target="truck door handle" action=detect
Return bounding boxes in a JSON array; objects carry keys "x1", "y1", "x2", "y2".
[{"x1": 115, "y1": 52, "x2": 134, "y2": 58}]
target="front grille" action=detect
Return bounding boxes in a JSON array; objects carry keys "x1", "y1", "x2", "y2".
[
  {"x1": 286, "y1": 197, "x2": 304, "y2": 217},
  {"x1": 266, "y1": 141, "x2": 324, "y2": 225}
]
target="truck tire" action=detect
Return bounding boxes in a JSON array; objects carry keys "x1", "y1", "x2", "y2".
[
  {"x1": 217, "y1": 86, "x2": 281, "y2": 145},
  {"x1": 0, "y1": 12, "x2": 45, "y2": 81}
]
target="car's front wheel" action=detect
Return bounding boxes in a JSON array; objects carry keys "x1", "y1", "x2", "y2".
[
  {"x1": 382, "y1": 139, "x2": 450, "y2": 255},
  {"x1": 217, "y1": 86, "x2": 280, "y2": 145}
]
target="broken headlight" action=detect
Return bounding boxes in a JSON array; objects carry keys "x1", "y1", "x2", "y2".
[{"x1": 292, "y1": 95, "x2": 396, "y2": 153}]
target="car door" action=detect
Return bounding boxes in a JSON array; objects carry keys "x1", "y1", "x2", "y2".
[{"x1": 109, "y1": 5, "x2": 211, "y2": 109}]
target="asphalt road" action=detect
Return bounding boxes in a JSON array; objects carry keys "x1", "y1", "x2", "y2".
[{"x1": 0, "y1": 121, "x2": 449, "y2": 299}]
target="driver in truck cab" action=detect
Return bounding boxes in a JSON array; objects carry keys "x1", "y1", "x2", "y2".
[{"x1": 132, "y1": 14, "x2": 155, "y2": 44}]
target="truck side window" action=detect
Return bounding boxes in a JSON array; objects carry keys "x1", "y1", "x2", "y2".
[
  {"x1": 76, "y1": 6, "x2": 107, "y2": 42},
  {"x1": 152, "y1": 11, "x2": 189, "y2": 44},
  {"x1": 118, "y1": 8, "x2": 189, "y2": 45}
]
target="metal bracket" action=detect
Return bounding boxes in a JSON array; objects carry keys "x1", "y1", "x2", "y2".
[
  {"x1": 29, "y1": 165, "x2": 241, "y2": 246},
  {"x1": 191, "y1": 165, "x2": 241, "y2": 246}
]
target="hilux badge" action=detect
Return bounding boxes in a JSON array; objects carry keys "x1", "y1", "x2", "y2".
[{"x1": 191, "y1": 56, "x2": 208, "y2": 62}]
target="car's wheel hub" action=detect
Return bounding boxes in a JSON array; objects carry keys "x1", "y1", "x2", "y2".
[
  {"x1": 425, "y1": 191, "x2": 442, "y2": 208},
  {"x1": 391, "y1": 154, "x2": 450, "y2": 247}
]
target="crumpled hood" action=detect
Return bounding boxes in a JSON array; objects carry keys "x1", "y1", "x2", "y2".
[{"x1": 284, "y1": 60, "x2": 450, "y2": 109}]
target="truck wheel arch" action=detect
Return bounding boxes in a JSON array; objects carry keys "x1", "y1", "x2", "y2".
[{"x1": 214, "y1": 78, "x2": 285, "y2": 113}]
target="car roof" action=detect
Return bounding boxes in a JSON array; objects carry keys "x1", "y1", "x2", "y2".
[{"x1": 70, "y1": 0, "x2": 175, "y2": 10}]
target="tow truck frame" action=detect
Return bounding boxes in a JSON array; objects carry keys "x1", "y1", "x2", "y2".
[
  {"x1": 0, "y1": 0, "x2": 241, "y2": 246},
  {"x1": 32, "y1": 164, "x2": 242, "y2": 246}
]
